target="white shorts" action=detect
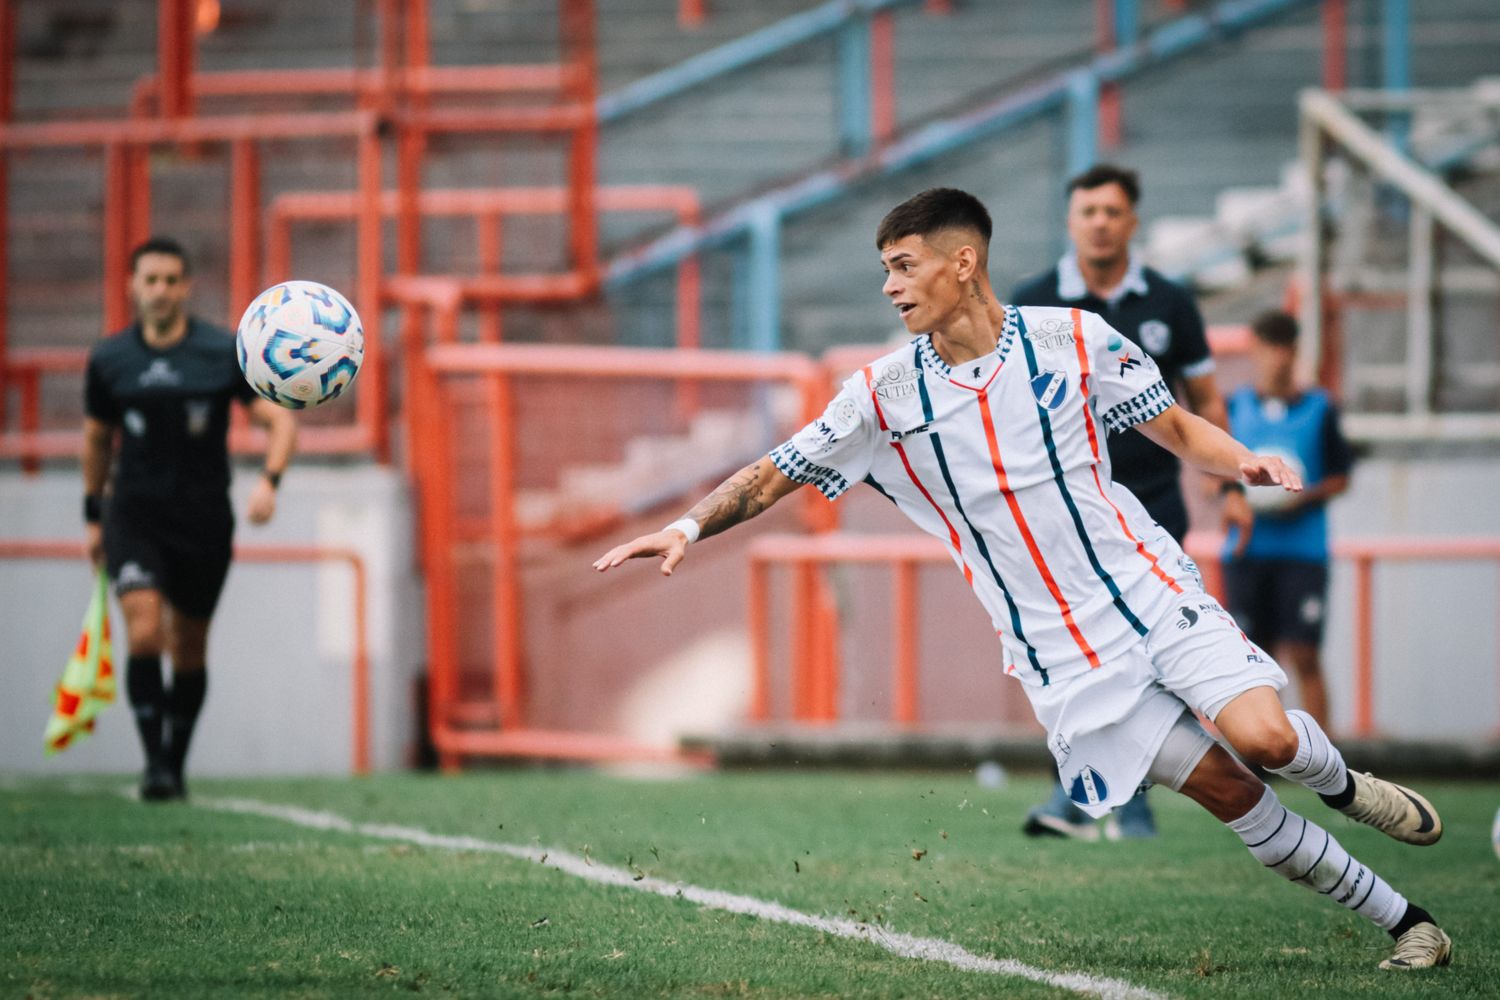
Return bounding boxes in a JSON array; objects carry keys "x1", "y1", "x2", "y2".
[{"x1": 1019, "y1": 590, "x2": 1287, "y2": 817}]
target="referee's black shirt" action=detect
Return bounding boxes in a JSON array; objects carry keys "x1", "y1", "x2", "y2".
[
  {"x1": 1010, "y1": 256, "x2": 1213, "y2": 507},
  {"x1": 85, "y1": 318, "x2": 257, "y2": 501}
]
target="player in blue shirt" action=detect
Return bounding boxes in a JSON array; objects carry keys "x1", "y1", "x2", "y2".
[{"x1": 1222, "y1": 310, "x2": 1353, "y2": 727}]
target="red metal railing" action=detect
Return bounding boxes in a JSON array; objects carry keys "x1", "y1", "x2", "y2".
[
  {"x1": 266, "y1": 184, "x2": 701, "y2": 347},
  {"x1": 0, "y1": 0, "x2": 601, "y2": 469},
  {"x1": 747, "y1": 532, "x2": 1500, "y2": 739},
  {"x1": 0, "y1": 539, "x2": 372, "y2": 774},
  {"x1": 410, "y1": 330, "x2": 828, "y2": 767}
]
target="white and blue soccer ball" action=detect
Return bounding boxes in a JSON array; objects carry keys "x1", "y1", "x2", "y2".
[{"x1": 236, "y1": 280, "x2": 364, "y2": 409}]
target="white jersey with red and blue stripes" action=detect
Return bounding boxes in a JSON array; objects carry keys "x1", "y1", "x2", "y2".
[{"x1": 770, "y1": 305, "x2": 1195, "y2": 687}]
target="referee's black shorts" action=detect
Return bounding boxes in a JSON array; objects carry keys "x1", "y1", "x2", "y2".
[
  {"x1": 103, "y1": 494, "x2": 234, "y2": 620},
  {"x1": 1224, "y1": 557, "x2": 1330, "y2": 649}
]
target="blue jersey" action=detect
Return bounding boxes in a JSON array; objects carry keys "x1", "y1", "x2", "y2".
[{"x1": 1223, "y1": 386, "x2": 1353, "y2": 563}]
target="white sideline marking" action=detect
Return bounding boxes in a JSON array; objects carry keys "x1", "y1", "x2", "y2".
[{"x1": 198, "y1": 795, "x2": 1167, "y2": 1000}]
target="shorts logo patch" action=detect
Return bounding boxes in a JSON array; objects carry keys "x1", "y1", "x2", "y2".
[
  {"x1": 1176, "y1": 606, "x2": 1199, "y2": 630},
  {"x1": 1301, "y1": 596, "x2": 1324, "y2": 624},
  {"x1": 116, "y1": 562, "x2": 154, "y2": 589},
  {"x1": 1029, "y1": 370, "x2": 1068, "y2": 410},
  {"x1": 1068, "y1": 766, "x2": 1109, "y2": 807}
]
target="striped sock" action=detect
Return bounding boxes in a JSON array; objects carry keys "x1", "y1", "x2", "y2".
[
  {"x1": 1229, "y1": 785, "x2": 1407, "y2": 932},
  {"x1": 1269, "y1": 709, "x2": 1351, "y2": 799}
]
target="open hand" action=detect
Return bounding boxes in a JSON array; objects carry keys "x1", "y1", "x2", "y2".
[
  {"x1": 592, "y1": 529, "x2": 691, "y2": 576},
  {"x1": 245, "y1": 477, "x2": 278, "y2": 525},
  {"x1": 1238, "y1": 455, "x2": 1302, "y2": 493}
]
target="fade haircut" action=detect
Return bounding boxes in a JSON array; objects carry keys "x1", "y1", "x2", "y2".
[
  {"x1": 876, "y1": 188, "x2": 993, "y2": 253},
  {"x1": 1250, "y1": 309, "x2": 1299, "y2": 347},
  {"x1": 130, "y1": 236, "x2": 192, "y2": 276},
  {"x1": 1066, "y1": 163, "x2": 1141, "y2": 206}
]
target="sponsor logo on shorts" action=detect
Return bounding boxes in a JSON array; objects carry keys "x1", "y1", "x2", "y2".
[
  {"x1": 116, "y1": 562, "x2": 154, "y2": 589},
  {"x1": 1051, "y1": 733, "x2": 1072, "y2": 762},
  {"x1": 1176, "y1": 606, "x2": 1199, "y2": 630},
  {"x1": 1301, "y1": 596, "x2": 1324, "y2": 624},
  {"x1": 1246, "y1": 652, "x2": 1266, "y2": 664},
  {"x1": 1068, "y1": 766, "x2": 1109, "y2": 807}
]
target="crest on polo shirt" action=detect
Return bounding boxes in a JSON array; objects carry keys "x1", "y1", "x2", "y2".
[{"x1": 1138, "y1": 319, "x2": 1171, "y2": 355}]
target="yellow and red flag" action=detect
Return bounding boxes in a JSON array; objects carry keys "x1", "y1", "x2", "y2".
[{"x1": 44, "y1": 569, "x2": 116, "y2": 754}]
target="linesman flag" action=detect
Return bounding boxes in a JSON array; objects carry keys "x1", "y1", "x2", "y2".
[{"x1": 44, "y1": 569, "x2": 117, "y2": 754}]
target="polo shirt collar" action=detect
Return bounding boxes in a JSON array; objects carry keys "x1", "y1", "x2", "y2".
[{"x1": 1056, "y1": 251, "x2": 1148, "y2": 305}]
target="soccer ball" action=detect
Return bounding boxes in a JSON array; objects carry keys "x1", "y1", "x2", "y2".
[{"x1": 236, "y1": 280, "x2": 364, "y2": 409}]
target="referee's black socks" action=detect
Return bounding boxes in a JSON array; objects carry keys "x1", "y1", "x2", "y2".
[
  {"x1": 126, "y1": 654, "x2": 166, "y2": 764},
  {"x1": 165, "y1": 669, "x2": 208, "y2": 779}
]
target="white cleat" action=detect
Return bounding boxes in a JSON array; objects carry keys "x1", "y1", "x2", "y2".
[
  {"x1": 1380, "y1": 923, "x2": 1451, "y2": 970},
  {"x1": 1338, "y1": 772, "x2": 1442, "y2": 845}
]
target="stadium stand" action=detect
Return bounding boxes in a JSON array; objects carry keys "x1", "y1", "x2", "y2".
[{"x1": 2, "y1": 1, "x2": 1498, "y2": 774}]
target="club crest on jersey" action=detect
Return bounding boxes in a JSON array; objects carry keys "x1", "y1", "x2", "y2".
[
  {"x1": 1068, "y1": 766, "x2": 1109, "y2": 807},
  {"x1": 1117, "y1": 352, "x2": 1142, "y2": 377},
  {"x1": 185, "y1": 399, "x2": 210, "y2": 437},
  {"x1": 874, "y1": 362, "x2": 921, "y2": 401},
  {"x1": 1029, "y1": 369, "x2": 1068, "y2": 410}
]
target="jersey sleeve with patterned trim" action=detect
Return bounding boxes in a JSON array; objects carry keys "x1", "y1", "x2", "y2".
[
  {"x1": 1085, "y1": 311, "x2": 1177, "y2": 434},
  {"x1": 769, "y1": 372, "x2": 881, "y2": 500}
]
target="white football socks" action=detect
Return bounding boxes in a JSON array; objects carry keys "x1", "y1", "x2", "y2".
[
  {"x1": 1229, "y1": 785, "x2": 1406, "y2": 931},
  {"x1": 1269, "y1": 709, "x2": 1351, "y2": 797}
]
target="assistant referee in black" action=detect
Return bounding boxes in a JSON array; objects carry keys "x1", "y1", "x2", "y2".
[{"x1": 83, "y1": 237, "x2": 297, "y2": 800}]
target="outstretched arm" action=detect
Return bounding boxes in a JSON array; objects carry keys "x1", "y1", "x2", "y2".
[
  {"x1": 243, "y1": 398, "x2": 298, "y2": 525},
  {"x1": 1136, "y1": 403, "x2": 1303, "y2": 492},
  {"x1": 592, "y1": 456, "x2": 802, "y2": 576}
]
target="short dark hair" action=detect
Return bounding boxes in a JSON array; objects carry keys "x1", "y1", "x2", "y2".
[
  {"x1": 130, "y1": 236, "x2": 191, "y2": 276},
  {"x1": 1250, "y1": 309, "x2": 1299, "y2": 347},
  {"x1": 875, "y1": 187, "x2": 992, "y2": 251},
  {"x1": 1066, "y1": 163, "x2": 1140, "y2": 206}
]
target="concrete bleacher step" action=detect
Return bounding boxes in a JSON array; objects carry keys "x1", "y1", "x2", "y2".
[{"x1": 516, "y1": 405, "x2": 776, "y2": 538}]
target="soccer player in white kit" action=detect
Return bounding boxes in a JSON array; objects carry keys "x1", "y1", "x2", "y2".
[{"x1": 594, "y1": 188, "x2": 1451, "y2": 971}]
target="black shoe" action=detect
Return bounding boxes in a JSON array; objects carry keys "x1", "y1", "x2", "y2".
[{"x1": 140, "y1": 761, "x2": 178, "y2": 801}]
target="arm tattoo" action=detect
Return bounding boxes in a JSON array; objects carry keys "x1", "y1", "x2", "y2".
[{"x1": 683, "y1": 462, "x2": 773, "y2": 541}]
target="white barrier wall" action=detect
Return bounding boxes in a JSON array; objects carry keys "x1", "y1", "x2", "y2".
[
  {"x1": 2, "y1": 448, "x2": 1496, "y2": 782},
  {"x1": 1319, "y1": 452, "x2": 1500, "y2": 740},
  {"x1": 0, "y1": 465, "x2": 424, "y2": 777}
]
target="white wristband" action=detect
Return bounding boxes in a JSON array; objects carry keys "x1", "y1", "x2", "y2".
[{"x1": 663, "y1": 518, "x2": 700, "y2": 544}]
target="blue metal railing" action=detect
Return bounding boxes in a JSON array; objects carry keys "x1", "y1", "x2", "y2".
[
  {"x1": 604, "y1": 0, "x2": 1324, "y2": 351},
  {"x1": 598, "y1": 0, "x2": 927, "y2": 157}
]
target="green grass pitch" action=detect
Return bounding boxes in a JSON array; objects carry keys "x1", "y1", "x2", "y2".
[{"x1": 3, "y1": 770, "x2": 1498, "y2": 998}]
